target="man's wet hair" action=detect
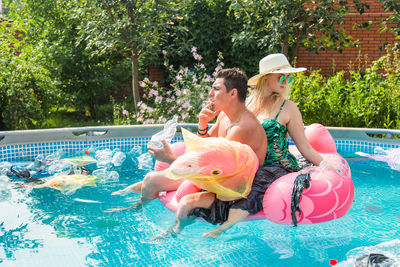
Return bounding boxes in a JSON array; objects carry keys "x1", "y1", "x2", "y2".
[{"x1": 216, "y1": 68, "x2": 248, "y2": 102}]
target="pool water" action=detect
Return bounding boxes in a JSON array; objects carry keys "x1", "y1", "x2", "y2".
[{"x1": 0, "y1": 146, "x2": 400, "y2": 266}]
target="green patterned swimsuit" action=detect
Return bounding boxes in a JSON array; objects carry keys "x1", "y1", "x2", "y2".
[{"x1": 261, "y1": 100, "x2": 299, "y2": 169}]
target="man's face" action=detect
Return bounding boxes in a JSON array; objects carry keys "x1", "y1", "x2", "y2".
[{"x1": 208, "y1": 78, "x2": 229, "y2": 112}]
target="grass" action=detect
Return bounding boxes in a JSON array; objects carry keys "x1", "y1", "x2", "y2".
[{"x1": 42, "y1": 106, "x2": 114, "y2": 128}]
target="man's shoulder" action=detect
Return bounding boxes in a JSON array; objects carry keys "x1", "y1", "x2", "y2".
[
  {"x1": 240, "y1": 110, "x2": 262, "y2": 129},
  {"x1": 233, "y1": 112, "x2": 265, "y2": 141}
]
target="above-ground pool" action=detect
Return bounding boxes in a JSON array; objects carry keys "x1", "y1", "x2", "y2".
[{"x1": 0, "y1": 125, "x2": 399, "y2": 266}]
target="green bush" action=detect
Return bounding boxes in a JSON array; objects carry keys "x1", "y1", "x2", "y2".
[
  {"x1": 115, "y1": 48, "x2": 400, "y2": 129},
  {"x1": 290, "y1": 50, "x2": 400, "y2": 129},
  {"x1": 0, "y1": 21, "x2": 60, "y2": 130}
]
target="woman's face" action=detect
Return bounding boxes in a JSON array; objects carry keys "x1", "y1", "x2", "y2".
[{"x1": 264, "y1": 73, "x2": 291, "y2": 94}]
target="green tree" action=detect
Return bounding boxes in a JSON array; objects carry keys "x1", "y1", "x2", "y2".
[
  {"x1": 229, "y1": 0, "x2": 369, "y2": 63},
  {"x1": 12, "y1": 0, "x2": 129, "y2": 118},
  {"x1": 169, "y1": 0, "x2": 236, "y2": 72},
  {"x1": 77, "y1": 0, "x2": 176, "y2": 110},
  {"x1": 0, "y1": 18, "x2": 60, "y2": 130}
]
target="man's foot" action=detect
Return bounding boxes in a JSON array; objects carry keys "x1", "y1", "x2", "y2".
[
  {"x1": 111, "y1": 183, "x2": 142, "y2": 195},
  {"x1": 173, "y1": 217, "x2": 195, "y2": 234},
  {"x1": 203, "y1": 228, "x2": 224, "y2": 238},
  {"x1": 103, "y1": 207, "x2": 132, "y2": 213},
  {"x1": 150, "y1": 226, "x2": 178, "y2": 243},
  {"x1": 103, "y1": 201, "x2": 144, "y2": 213}
]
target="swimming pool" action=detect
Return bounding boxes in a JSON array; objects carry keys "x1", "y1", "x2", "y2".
[{"x1": 0, "y1": 125, "x2": 399, "y2": 266}]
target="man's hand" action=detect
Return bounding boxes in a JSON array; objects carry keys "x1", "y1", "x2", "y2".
[
  {"x1": 198, "y1": 100, "x2": 218, "y2": 128},
  {"x1": 148, "y1": 139, "x2": 176, "y2": 164}
]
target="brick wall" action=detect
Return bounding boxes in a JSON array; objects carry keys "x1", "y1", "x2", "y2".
[
  {"x1": 148, "y1": 64, "x2": 164, "y2": 84},
  {"x1": 296, "y1": 0, "x2": 397, "y2": 75}
]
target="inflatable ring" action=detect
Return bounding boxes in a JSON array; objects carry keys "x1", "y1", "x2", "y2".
[
  {"x1": 154, "y1": 142, "x2": 186, "y2": 172},
  {"x1": 158, "y1": 123, "x2": 354, "y2": 224}
]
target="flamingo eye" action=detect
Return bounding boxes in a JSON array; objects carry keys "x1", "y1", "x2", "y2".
[{"x1": 211, "y1": 169, "x2": 222, "y2": 175}]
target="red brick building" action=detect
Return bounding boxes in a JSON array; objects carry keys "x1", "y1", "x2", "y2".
[{"x1": 296, "y1": 0, "x2": 397, "y2": 75}]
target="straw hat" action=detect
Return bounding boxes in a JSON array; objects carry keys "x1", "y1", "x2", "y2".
[{"x1": 248, "y1": 53, "x2": 306, "y2": 86}]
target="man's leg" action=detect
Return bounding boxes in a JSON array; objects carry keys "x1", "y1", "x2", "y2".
[
  {"x1": 104, "y1": 170, "x2": 184, "y2": 213},
  {"x1": 151, "y1": 192, "x2": 215, "y2": 241},
  {"x1": 173, "y1": 192, "x2": 215, "y2": 234},
  {"x1": 203, "y1": 208, "x2": 249, "y2": 238},
  {"x1": 111, "y1": 182, "x2": 143, "y2": 195}
]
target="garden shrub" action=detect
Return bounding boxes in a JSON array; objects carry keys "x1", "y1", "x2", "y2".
[
  {"x1": 114, "y1": 48, "x2": 224, "y2": 125},
  {"x1": 0, "y1": 21, "x2": 60, "y2": 130},
  {"x1": 115, "y1": 48, "x2": 399, "y2": 130},
  {"x1": 290, "y1": 49, "x2": 400, "y2": 129}
]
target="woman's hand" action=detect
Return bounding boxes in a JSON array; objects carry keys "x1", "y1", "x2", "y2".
[{"x1": 319, "y1": 159, "x2": 343, "y2": 176}]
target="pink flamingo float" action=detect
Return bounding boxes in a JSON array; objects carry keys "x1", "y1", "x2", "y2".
[{"x1": 158, "y1": 124, "x2": 354, "y2": 225}]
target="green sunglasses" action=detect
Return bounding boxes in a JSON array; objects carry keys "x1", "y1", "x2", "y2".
[{"x1": 279, "y1": 75, "x2": 293, "y2": 84}]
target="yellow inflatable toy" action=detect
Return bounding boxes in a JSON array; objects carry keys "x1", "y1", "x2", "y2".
[
  {"x1": 34, "y1": 174, "x2": 98, "y2": 195},
  {"x1": 166, "y1": 128, "x2": 259, "y2": 198},
  {"x1": 60, "y1": 155, "x2": 97, "y2": 166}
]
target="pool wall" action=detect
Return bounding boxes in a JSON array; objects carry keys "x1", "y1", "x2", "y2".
[{"x1": 0, "y1": 124, "x2": 399, "y2": 162}]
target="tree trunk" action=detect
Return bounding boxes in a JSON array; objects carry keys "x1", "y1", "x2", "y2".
[
  {"x1": 0, "y1": 112, "x2": 6, "y2": 130},
  {"x1": 282, "y1": 35, "x2": 290, "y2": 57},
  {"x1": 131, "y1": 46, "x2": 140, "y2": 112},
  {"x1": 89, "y1": 98, "x2": 96, "y2": 119}
]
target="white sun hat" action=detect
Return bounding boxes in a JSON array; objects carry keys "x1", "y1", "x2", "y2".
[{"x1": 248, "y1": 53, "x2": 307, "y2": 86}]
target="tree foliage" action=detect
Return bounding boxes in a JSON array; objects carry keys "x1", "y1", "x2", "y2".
[
  {"x1": 10, "y1": 0, "x2": 132, "y2": 118},
  {"x1": 76, "y1": 0, "x2": 176, "y2": 109},
  {"x1": 380, "y1": 0, "x2": 400, "y2": 49},
  {"x1": 1, "y1": 0, "x2": 399, "y2": 130},
  {"x1": 0, "y1": 18, "x2": 60, "y2": 129},
  {"x1": 229, "y1": 0, "x2": 369, "y2": 62}
]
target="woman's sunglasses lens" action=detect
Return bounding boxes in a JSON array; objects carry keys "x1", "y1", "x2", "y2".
[{"x1": 279, "y1": 75, "x2": 293, "y2": 83}]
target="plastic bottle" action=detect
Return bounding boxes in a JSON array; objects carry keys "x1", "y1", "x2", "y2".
[
  {"x1": 112, "y1": 151, "x2": 126, "y2": 167},
  {"x1": 149, "y1": 116, "x2": 178, "y2": 148}
]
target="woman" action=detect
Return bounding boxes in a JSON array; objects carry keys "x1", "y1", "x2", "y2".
[{"x1": 246, "y1": 53, "x2": 323, "y2": 168}]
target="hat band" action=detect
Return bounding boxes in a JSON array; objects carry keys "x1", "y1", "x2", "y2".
[{"x1": 260, "y1": 64, "x2": 291, "y2": 75}]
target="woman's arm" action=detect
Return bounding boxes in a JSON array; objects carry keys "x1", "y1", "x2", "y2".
[{"x1": 285, "y1": 102, "x2": 323, "y2": 166}]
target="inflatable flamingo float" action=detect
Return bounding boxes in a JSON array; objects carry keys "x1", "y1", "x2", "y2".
[{"x1": 158, "y1": 124, "x2": 354, "y2": 225}]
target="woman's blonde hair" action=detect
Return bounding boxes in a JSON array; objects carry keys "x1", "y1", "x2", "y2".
[{"x1": 247, "y1": 74, "x2": 291, "y2": 116}]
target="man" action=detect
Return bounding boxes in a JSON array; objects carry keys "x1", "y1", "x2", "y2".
[{"x1": 104, "y1": 69, "x2": 267, "y2": 238}]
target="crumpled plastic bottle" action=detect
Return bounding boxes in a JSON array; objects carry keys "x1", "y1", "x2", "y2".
[
  {"x1": 128, "y1": 145, "x2": 142, "y2": 166},
  {"x1": 135, "y1": 116, "x2": 179, "y2": 170},
  {"x1": 149, "y1": 116, "x2": 178, "y2": 148},
  {"x1": 111, "y1": 151, "x2": 126, "y2": 167},
  {"x1": 137, "y1": 152, "x2": 154, "y2": 171}
]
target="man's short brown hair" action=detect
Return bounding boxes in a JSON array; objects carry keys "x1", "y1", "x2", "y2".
[{"x1": 216, "y1": 68, "x2": 248, "y2": 102}]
